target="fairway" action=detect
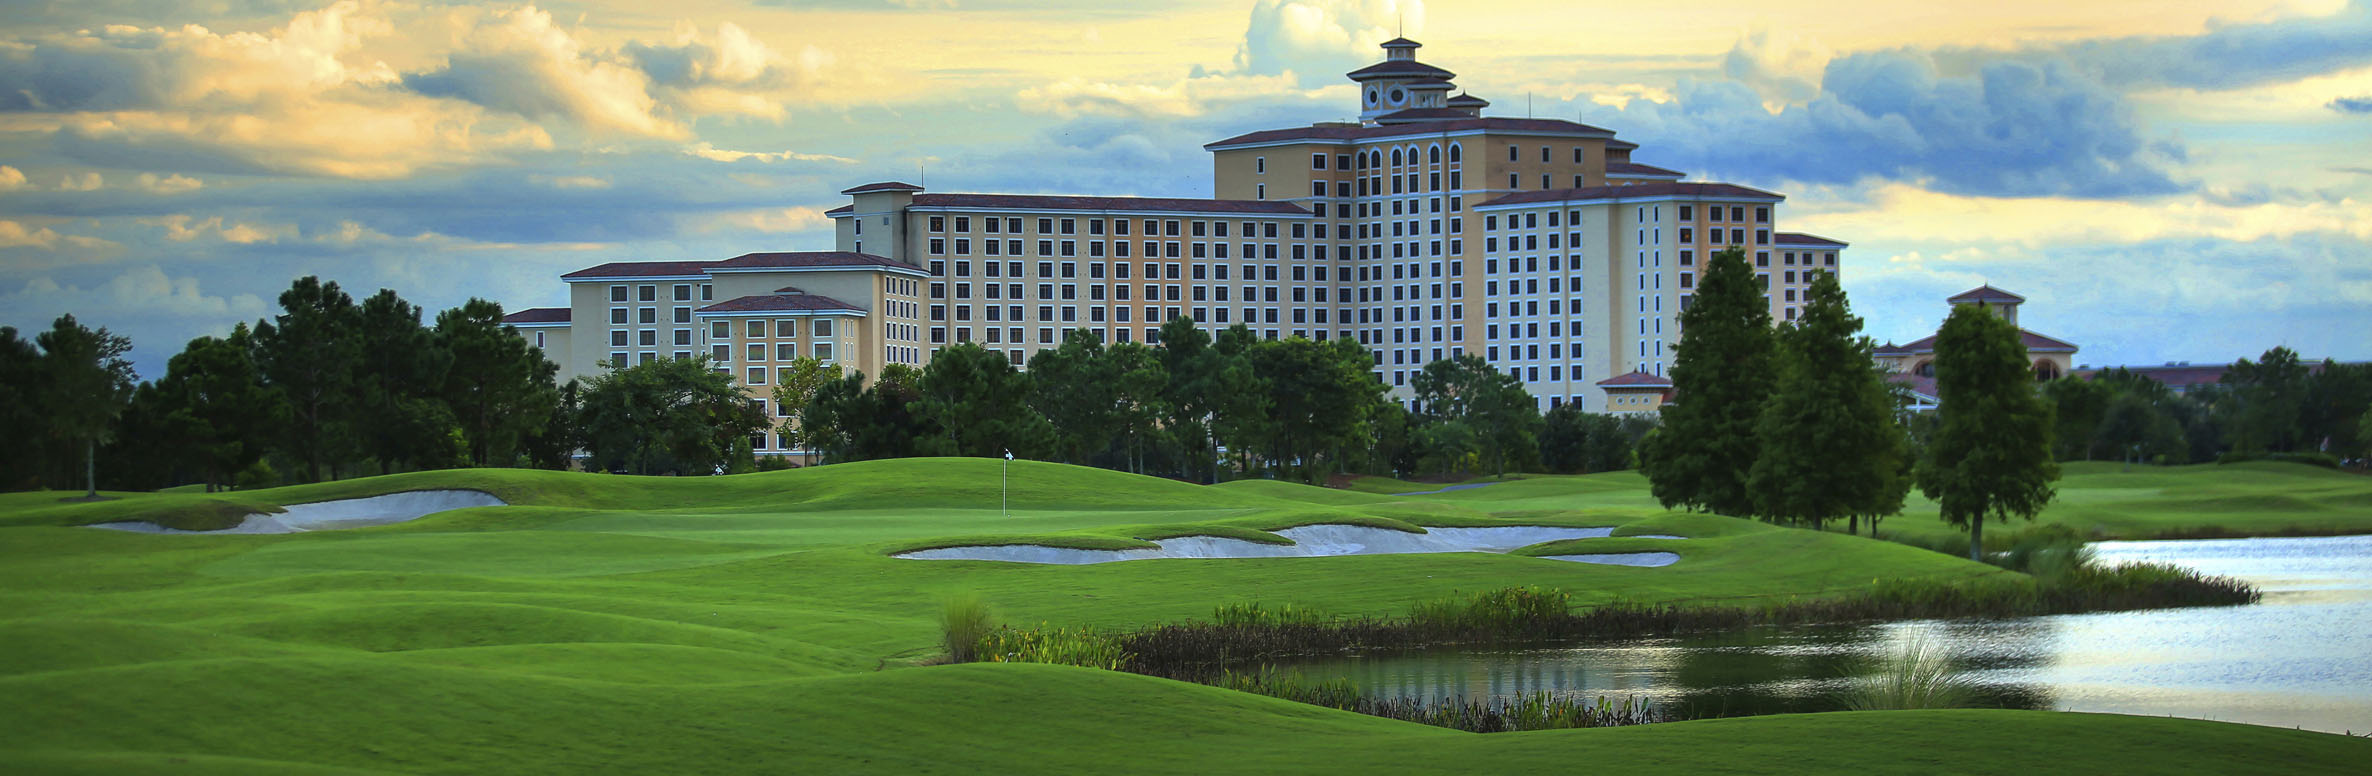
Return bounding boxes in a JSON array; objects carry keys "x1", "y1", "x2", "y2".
[{"x1": 3, "y1": 458, "x2": 2366, "y2": 773}]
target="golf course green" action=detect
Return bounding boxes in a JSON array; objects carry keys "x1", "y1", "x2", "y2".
[{"x1": 3, "y1": 458, "x2": 2367, "y2": 773}]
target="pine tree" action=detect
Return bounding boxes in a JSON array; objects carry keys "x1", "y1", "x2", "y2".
[
  {"x1": 1749, "y1": 271, "x2": 1909, "y2": 532},
  {"x1": 1639, "y1": 246, "x2": 1772, "y2": 515},
  {"x1": 1917, "y1": 303, "x2": 2059, "y2": 561}
]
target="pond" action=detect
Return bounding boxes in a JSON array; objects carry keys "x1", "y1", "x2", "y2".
[{"x1": 1274, "y1": 534, "x2": 2372, "y2": 734}]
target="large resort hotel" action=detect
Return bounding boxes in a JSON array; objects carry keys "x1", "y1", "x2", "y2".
[{"x1": 504, "y1": 38, "x2": 1849, "y2": 452}]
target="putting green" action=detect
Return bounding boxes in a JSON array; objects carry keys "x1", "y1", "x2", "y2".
[{"x1": 3, "y1": 458, "x2": 2366, "y2": 774}]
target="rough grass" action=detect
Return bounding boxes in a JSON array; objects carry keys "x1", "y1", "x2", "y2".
[{"x1": 1, "y1": 458, "x2": 2364, "y2": 774}]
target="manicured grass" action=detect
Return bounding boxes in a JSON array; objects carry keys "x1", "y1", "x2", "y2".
[{"x1": 2, "y1": 458, "x2": 2365, "y2": 774}]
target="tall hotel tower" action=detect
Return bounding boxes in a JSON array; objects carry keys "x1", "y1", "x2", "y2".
[{"x1": 508, "y1": 39, "x2": 1847, "y2": 453}]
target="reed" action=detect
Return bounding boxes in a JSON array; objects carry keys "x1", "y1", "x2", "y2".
[
  {"x1": 940, "y1": 594, "x2": 994, "y2": 663},
  {"x1": 1841, "y1": 634, "x2": 1979, "y2": 711},
  {"x1": 976, "y1": 624, "x2": 1132, "y2": 670},
  {"x1": 1213, "y1": 667, "x2": 1667, "y2": 732}
]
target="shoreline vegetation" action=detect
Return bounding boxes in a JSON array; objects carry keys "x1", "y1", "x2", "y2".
[{"x1": 958, "y1": 560, "x2": 2261, "y2": 732}]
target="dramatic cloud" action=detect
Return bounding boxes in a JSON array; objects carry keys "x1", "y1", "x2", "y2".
[
  {"x1": 1585, "y1": 50, "x2": 2182, "y2": 198},
  {"x1": 1935, "y1": 0, "x2": 2372, "y2": 91},
  {"x1": 1228, "y1": 0, "x2": 1422, "y2": 87}
]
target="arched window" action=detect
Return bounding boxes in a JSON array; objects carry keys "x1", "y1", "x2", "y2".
[
  {"x1": 2034, "y1": 360, "x2": 2060, "y2": 381},
  {"x1": 1429, "y1": 145, "x2": 1441, "y2": 164},
  {"x1": 1391, "y1": 148, "x2": 1403, "y2": 166},
  {"x1": 1914, "y1": 361, "x2": 1936, "y2": 377},
  {"x1": 1449, "y1": 143, "x2": 1461, "y2": 163}
]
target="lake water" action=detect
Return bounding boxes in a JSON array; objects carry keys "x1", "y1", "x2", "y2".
[{"x1": 1277, "y1": 534, "x2": 2372, "y2": 734}]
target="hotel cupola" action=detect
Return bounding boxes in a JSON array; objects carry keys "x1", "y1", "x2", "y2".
[{"x1": 1348, "y1": 38, "x2": 1466, "y2": 125}]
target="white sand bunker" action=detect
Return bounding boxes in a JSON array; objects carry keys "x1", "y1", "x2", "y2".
[
  {"x1": 898, "y1": 524, "x2": 1628, "y2": 565},
  {"x1": 90, "y1": 490, "x2": 507, "y2": 534},
  {"x1": 1542, "y1": 552, "x2": 1682, "y2": 567}
]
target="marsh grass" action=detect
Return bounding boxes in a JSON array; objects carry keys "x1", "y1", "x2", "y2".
[
  {"x1": 1214, "y1": 667, "x2": 1667, "y2": 732},
  {"x1": 975, "y1": 624, "x2": 1131, "y2": 670},
  {"x1": 940, "y1": 595, "x2": 994, "y2": 663},
  {"x1": 1841, "y1": 635, "x2": 1979, "y2": 711}
]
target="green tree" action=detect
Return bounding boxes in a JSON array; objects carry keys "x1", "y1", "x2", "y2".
[
  {"x1": 921, "y1": 343, "x2": 1051, "y2": 458},
  {"x1": 1206, "y1": 325, "x2": 1275, "y2": 479},
  {"x1": 152, "y1": 325, "x2": 284, "y2": 491},
  {"x1": 1412, "y1": 354, "x2": 1539, "y2": 476},
  {"x1": 576, "y1": 356, "x2": 766, "y2": 475},
  {"x1": 0, "y1": 327, "x2": 46, "y2": 491},
  {"x1": 1105, "y1": 341, "x2": 1169, "y2": 474},
  {"x1": 2095, "y1": 390, "x2": 2185, "y2": 467},
  {"x1": 1242, "y1": 333, "x2": 1383, "y2": 482},
  {"x1": 1639, "y1": 246, "x2": 1773, "y2": 515},
  {"x1": 254, "y1": 277, "x2": 362, "y2": 482},
  {"x1": 437, "y1": 298, "x2": 560, "y2": 467},
  {"x1": 1916, "y1": 303, "x2": 2060, "y2": 561},
  {"x1": 803, "y1": 364, "x2": 929, "y2": 463},
  {"x1": 521, "y1": 379, "x2": 581, "y2": 470},
  {"x1": 357, "y1": 289, "x2": 459, "y2": 472},
  {"x1": 2042, "y1": 377, "x2": 2117, "y2": 460},
  {"x1": 1538, "y1": 404, "x2": 1589, "y2": 474},
  {"x1": 1029, "y1": 331, "x2": 1122, "y2": 465},
  {"x1": 2222, "y1": 346, "x2": 2309, "y2": 453},
  {"x1": 770, "y1": 356, "x2": 837, "y2": 467},
  {"x1": 1156, "y1": 317, "x2": 1218, "y2": 482},
  {"x1": 36, "y1": 315, "x2": 137, "y2": 498},
  {"x1": 2303, "y1": 360, "x2": 2372, "y2": 456},
  {"x1": 1749, "y1": 271, "x2": 1910, "y2": 533}
]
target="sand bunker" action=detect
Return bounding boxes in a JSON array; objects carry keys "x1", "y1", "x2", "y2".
[
  {"x1": 90, "y1": 490, "x2": 507, "y2": 535},
  {"x1": 1541, "y1": 552, "x2": 1682, "y2": 567},
  {"x1": 897, "y1": 524, "x2": 1657, "y2": 565}
]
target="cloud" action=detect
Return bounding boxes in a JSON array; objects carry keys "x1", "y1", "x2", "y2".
[
  {"x1": 1852, "y1": 232, "x2": 2372, "y2": 366},
  {"x1": 2332, "y1": 96, "x2": 2372, "y2": 113},
  {"x1": 684, "y1": 142, "x2": 859, "y2": 165},
  {"x1": 0, "y1": 1, "x2": 553, "y2": 178},
  {"x1": 1230, "y1": 0, "x2": 1422, "y2": 87},
  {"x1": 1587, "y1": 50, "x2": 2183, "y2": 198},
  {"x1": 0, "y1": 266, "x2": 271, "y2": 377},
  {"x1": 1937, "y1": 0, "x2": 2372, "y2": 91},
  {"x1": 403, "y1": 9, "x2": 835, "y2": 136},
  {"x1": 58, "y1": 172, "x2": 103, "y2": 191},
  {"x1": 0, "y1": 165, "x2": 25, "y2": 190},
  {"x1": 530, "y1": 174, "x2": 611, "y2": 189},
  {"x1": 1796, "y1": 183, "x2": 2370, "y2": 248},
  {"x1": 403, "y1": 5, "x2": 683, "y2": 138},
  {"x1": 135, "y1": 172, "x2": 203, "y2": 194},
  {"x1": 1019, "y1": 72, "x2": 1323, "y2": 119},
  {"x1": 0, "y1": 220, "x2": 62, "y2": 247},
  {"x1": 145, "y1": 214, "x2": 295, "y2": 244}
]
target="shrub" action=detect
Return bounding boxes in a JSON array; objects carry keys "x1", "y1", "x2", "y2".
[
  {"x1": 1213, "y1": 602, "x2": 1330, "y2": 628},
  {"x1": 940, "y1": 594, "x2": 994, "y2": 663}
]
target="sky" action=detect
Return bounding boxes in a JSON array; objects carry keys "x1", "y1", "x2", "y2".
[{"x1": 0, "y1": 0, "x2": 2366, "y2": 380}]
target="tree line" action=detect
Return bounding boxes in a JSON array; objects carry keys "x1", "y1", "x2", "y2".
[
  {"x1": 2040, "y1": 347, "x2": 2371, "y2": 467},
  {"x1": 2, "y1": 277, "x2": 567, "y2": 492},
  {"x1": 772, "y1": 319, "x2": 1655, "y2": 484}
]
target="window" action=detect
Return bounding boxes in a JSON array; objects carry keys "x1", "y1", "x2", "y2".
[
  {"x1": 746, "y1": 367, "x2": 767, "y2": 385},
  {"x1": 1312, "y1": 153, "x2": 1326, "y2": 170},
  {"x1": 746, "y1": 320, "x2": 764, "y2": 337},
  {"x1": 610, "y1": 285, "x2": 627, "y2": 302},
  {"x1": 813, "y1": 319, "x2": 834, "y2": 338},
  {"x1": 1256, "y1": 157, "x2": 1265, "y2": 173}
]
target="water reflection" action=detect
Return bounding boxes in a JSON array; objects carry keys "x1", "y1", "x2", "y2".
[{"x1": 1278, "y1": 535, "x2": 2372, "y2": 734}]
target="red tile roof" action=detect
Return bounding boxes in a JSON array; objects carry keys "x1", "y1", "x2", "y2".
[
  {"x1": 1205, "y1": 117, "x2": 1616, "y2": 149},
  {"x1": 1885, "y1": 372, "x2": 1940, "y2": 401},
  {"x1": 1480, "y1": 181, "x2": 1783, "y2": 207},
  {"x1": 841, "y1": 181, "x2": 923, "y2": 195},
  {"x1": 1878, "y1": 329, "x2": 2078, "y2": 355},
  {"x1": 1606, "y1": 161, "x2": 1684, "y2": 178},
  {"x1": 1375, "y1": 107, "x2": 1475, "y2": 123},
  {"x1": 1606, "y1": 139, "x2": 1639, "y2": 150},
  {"x1": 706, "y1": 251, "x2": 916, "y2": 271},
  {"x1": 560, "y1": 260, "x2": 715, "y2": 280},
  {"x1": 1347, "y1": 59, "x2": 1455, "y2": 80},
  {"x1": 501, "y1": 307, "x2": 569, "y2": 324},
  {"x1": 1776, "y1": 232, "x2": 1849, "y2": 248},
  {"x1": 695, "y1": 294, "x2": 866, "y2": 315},
  {"x1": 1949, "y1": 285, "x2": 2027, "y2": 304},
  {"x1": 829, "y1": 193, "x2": 1310, "y2": 216},
  {"x1": 1596, "y1": 369, "x2": 1673, "y2": 387},
  {"x1": 1446, "y1": 94, "x2": 1489, "y2": 106}
]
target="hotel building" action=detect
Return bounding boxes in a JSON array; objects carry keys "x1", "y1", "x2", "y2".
[{"x1": 504, "y1": 38, "x2": 1848, "y2": 451}]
